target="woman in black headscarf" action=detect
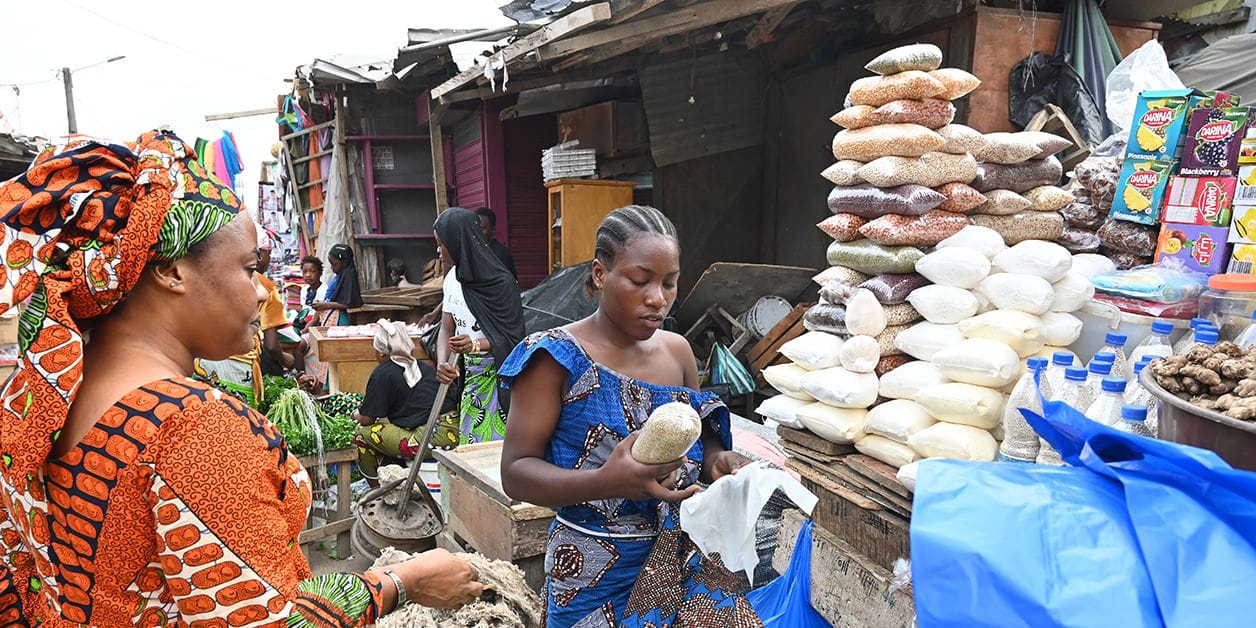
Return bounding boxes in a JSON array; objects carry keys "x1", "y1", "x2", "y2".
[
  {"x1": 434, "y1": 207, "x2": 525, "y2": 444},
  {"x1": 312, "y1": 243, "x2": 364, "y2": 326}
]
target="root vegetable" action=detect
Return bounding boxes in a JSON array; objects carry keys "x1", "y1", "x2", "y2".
[{"x1": 631, "y1": 402, "x2": 703, "y2": 464}]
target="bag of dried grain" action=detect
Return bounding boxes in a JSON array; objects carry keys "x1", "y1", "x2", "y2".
[
  {"x1": 907, "y1": 422, "x2": 999, "y2": 461},
  {"x1": 907, "y1": 285, "x2": 981, "y2": 324},
  {"x1": 915, "y1": 247, "x2": 992, "y2": 288},
  {"x1": 795, "y1": 403, "x2": 868, "y2": 444},
  {"x1": 876, "y1": 324, "x2": 910, "y2": 357},
  {"x1": 865, "y1": 44, "x2": 944, "y2": 75},
  {"x1": 763, "y1": 363, "x2": 815, "y2": 400},
  {"x1": 803, "y1": 303, "x2": 847, "y2": 335},
  {"x1": 883, "y1": 302, "x2": 923, "y2": 326},
  {"x1": 975, "y1": 132, "x2": 1044, "y2": 164},
  {"x1": 858, "y1": 210, "x2": 969, "y2": 247},
  {"x1": 827, "y1": 184, "x2": 946, "y2": 217},
  {"x1": 992, "y1": 240, "x2": 1073, "y2": 282},
  {"x1": 855, "y1": 435, "x2": 921, "y2": 468},
  {"x1": 936, "y1": 124, "x2": 988, "y2": 155},
  {"x1": 1024, "y1": 186, "x2": 1075, "y2": 212},
  {"x1": 826, "y1": 239, "x2": 926, "y2": 275},
  {"x1": 832, "y1": 124, "x2": 947, "y2": 161},
  {"x1": 865, "y1": 399, "x2": 937, "y2": 443},
  {"x1": 931, "y1": 338, "x2": 1022, "y2": 388},
  {"x1": 858, "y1": 152, "x2": 977, "y2": 188},
  {"x1": 969, "y1": 211, "x2": 1064, "y2": 245},
  {"x1": 1038, "y1": 311, "x2": 1084, "y2": 346},
  {"x1": 844, "y1": 288, "x2": 888, "y2": 337},
  {"x1": 971, "y1": 189, "x2": 1033, "y2": 216},
  {"x1": 928, "y1": 68, "x2": 981, "y2": 100},
  {"x1": 779, "y1": 330, "x2": 845, "y2": 370},
  {"x1": 858, "y1": 273, "x2": 930, "y2": 304},
  {"x1": 935, "y1": 182, "x2": 988, "y2": 213},
  {"x1": 936, "y1": 224, "x2": 1007, "y2": 258},
  {"x1": 977, "y1": 273, "x2": 1056, "y2": 315},
  {"x1": 813, "y1": 265, "x2": 870, "y2": 287},
  {"x1": 848, "y1": 71, "x2": 945, "y2": 107},
  {"x1": 958, "y1": 310, "x2": 1046, "y2": 358},
  {"x1": 873, "y1": 99, "x2": 956, "y2": 129},
  {"x1": 820, "y1": 160, "x2": 866, "y2": 185},
  {"x1": 876, "y1": 354, "x2": 914, "y2": 375},
  {"x1": 817, "y1": 214, "x2": 868, "y2": 241},
  {"x1": 1051, "y1": 272, "x2": 1095, "y2": 313},
  {"x1": 755, "y1": 394, "x2": 810, "y2": 429},
  {"x1": 1058, "y1": 227, "x2": 1103, "y2": 253},
  {"x1": 972, "y1": 157, "x2": 1063, "y2": 194},
  {"x1": 840, "y1": 335, "x2": 881, "y2": 373}
]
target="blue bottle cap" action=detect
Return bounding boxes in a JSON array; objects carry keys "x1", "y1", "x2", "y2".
[
  {"x1": 1101, "y1": 376, "x2": 1126, "y2": 393},
  {"x1": 1132, "y1": 361, "x2": 1147, "y2": 375},
  {"x1": 1104, "y1": 332, "x2": 1127, "y2": 346},
  {"x1": 1151, "y1": 321, "x2": 1174, "y2": 335},
  {"x1": 1138, "y1": 354, "x2": 1155, "y2": 364},
  {"x1": 1053, "y1": 351, "x2": 1075, "y2": 366},
  {"x1": 1089, "y1": 360, "x2": 1113, "y2": 375},
  {"x1": 1092, "y1": 352, "x2": 1116, "y2": 363},
  {"x1": 1191, "y1": 317, "x2": 1210, "y2": 329},
  {"x1": 1121, "y1": 404, "x2": 1148, "y2": 422},
  {"x1": 1027, "y1": 357, "x2": 1048, "y2": 370},
  {"x1": 1065, "y1": 367, "x2": 1089, "y2": 382},
  {"x1": 1196, "y1": 329, "x2": 1219, "y2": 345}
]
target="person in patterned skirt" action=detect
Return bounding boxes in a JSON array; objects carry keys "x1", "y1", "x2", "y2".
[
  {"x1": 499, "y1": 205, "x2": 760, "y2": 627},
  {"x1": 0, "y1": 131, "x2": 482, "y2": 626}
]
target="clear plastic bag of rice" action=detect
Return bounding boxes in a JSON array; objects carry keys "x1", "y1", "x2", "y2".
[
  {"x1": 632, "y1": 402, "x2": 702, "y2": 464},
  {"x1": 865, "y1": 43, "x2": 943, "y2": 75},
  {"x1": 813, "y1": 265, "x2": 869, "y2": 287},
  {"x1": 832, "y1": 124, "x2": 946, "y2": 161},
  {"x1": 1024, "y1": 185, "x2": 1075, "y2": 212},
  {"x1": 974, "y1": 132, "x2": 1043, "y2": 164},
  {"x1": 848, "y1": 71, "x2": 945, "y2": 107},
  {"x1": 969, "y1": 211, "x2": 1064, "y2": 245}
]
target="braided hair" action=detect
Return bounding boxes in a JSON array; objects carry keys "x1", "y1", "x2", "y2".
[{"x1": 584, "y1": 205, "x2": 679, "y2": 296}]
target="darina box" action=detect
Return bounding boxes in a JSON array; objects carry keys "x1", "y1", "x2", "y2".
[
  {"x1": 1180, "y1": 106, "x2": 1251, "y2": 176},
  {"x1": 1156, "y1": 224, "x2": 1232, "y2": 275},
  {"x1": 1110, "y1": 158, "x2": 1174, "y2": 225},
  {"x1": 1161, "y1": 176, "x2": 1236, "y2": 227}
]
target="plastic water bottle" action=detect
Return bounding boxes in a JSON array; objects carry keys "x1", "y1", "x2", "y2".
[
  {"x1": 1129, "y1": 321, "x2": 1176, "y2": 364},
  {"x1": 1172, "y1": 318, "x2": 1212, "y2": 353},
  {"x1": 999, "y1": 357, "x2": 1048, "y2": 463},
  {"x1": 1124, "y1": 358, "x2": 1161, "y2": 435},
  {"x1": 1098, "y1": 332, "x2": 1130, "y2": 381},
  {"x1": 1191, "y1": 329, "x2": 1220, "y2": 349},
  {"x1": 1083, "y1": 357, "x2": 1113, "y2": 410},
  {"x1": 1084, "y1": 377, "x2": 1127, "y2": 428},
  {"x1": 1044, "y1": 351, "x2": 1075, "y2": 398},
  {"x1": 1113, "y1": 404, "x2": 1155, "y2": 437},
  {"x1": 1038, "y1": 367, "x2": 1089, "y2": 466},
  {"x1": 1235, "y1": 309, "x2": 1256, "y2": 349}
]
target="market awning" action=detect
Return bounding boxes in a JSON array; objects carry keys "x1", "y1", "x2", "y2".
[{"x1": 1173, "y1": 32, "x2": 1256, "y2": 103}]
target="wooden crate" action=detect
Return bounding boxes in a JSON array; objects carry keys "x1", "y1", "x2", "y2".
[
  {"x1": 788, "y1": 457, "x2": 911, "y2": 572},
  {"x1": 433, "y1": 442, "x2": 555, "y2": 592},
  {"x1": 747, "y1": 303, "x2": 811, "y2": 383},
  {"x1": 297, "y1": 447, "x2": 358, "y2": 559},
  {"x1": 308, "y1": 327, "x2": 430, "y2": 395}
]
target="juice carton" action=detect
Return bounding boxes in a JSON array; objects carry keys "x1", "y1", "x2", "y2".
[
  {"x1": 1109, "y1": 158, "x2": 1174, "y2": 225},
  {"x1": 1156, "y1": 224, "x2": 1231, "y2": 275},
  {"x1": 1230, "y1": 203, "x2": 1256, "y2": 245},
  {"x1": 1126, "y1": 89, "x2": 1198, "y2": 160},
  {"x1": 1180, "y1": 106, "x2": 1252, "y2": 175},
  {"x1": 1161, "y1": 176, "x2": 1236, "y2": 227},
  {"x1": 1227, "y1": 243, "x2": 1256, "y2": 274},
  {"x1": 1240, "y1": 137, "x2": 1256, "y2": 165}
]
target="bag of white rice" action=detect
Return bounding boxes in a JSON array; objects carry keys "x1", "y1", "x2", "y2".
[
  {"x1": 754, "y1": 394, "x2": 809, "y2": 429},
  {"x1": 958, "y1": 310, "x2": 1045, "y2": 358},
  {"x1": 896, "y1": 460, "x2": 920, "y2": 492},
  {"x1": 865, "y1": 399, "x2": 936, "y2": 443},
  {"x1": 916, "y1": 382, "x2": 1005, "y2": 429},
  {"x1": 894, "y1": 321, "x2": 965, "y2": 361},
  {"x1": 978, "y1": 273, "x2": 1055, "y2": 315},
  {"x1": 1038, "y1": 312, "x2": 1084, "y2": 347},
  {"x1": 992, "y1": 240, "x2": 1072, "y2": 282},
  {"x1": 855, "y1": 435, "x2": 920, "y2": 468},
  {"x1": 914, "y1": 247, "x2": 991, "y2": 288},
  {"x1": 796, "y1": 403, "x2": 868, "y2": 444},
  {"x1": 931, "y1": 338, "x2": 1022, "y2": 388},
  {"x1": 779, "y1": 331, "x2": 844, "y2": 370},
  {"x1": 906, "y1": 285, "x2": 980, "y2": 324},
  {"x1": 908, "y1": 422, "x2": 998, "y2": 461},
  {"x1": 1051, "y1": 272, "x2": 1095, "y2": 313},
  {"x1": 879, "y1": 360, "x2": 950, "y2": 399},
  {"x1": 763, "y1": 363, "x2": 815, "y2": 401},
  {"x1": 935, "y1": 225, "x2": 1006, "y2": 259},
  {"x1": 800, "y1": 367, "x2": 880, "y2": 409}
]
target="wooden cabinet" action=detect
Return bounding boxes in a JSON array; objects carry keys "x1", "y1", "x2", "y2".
[{"x1": 546, "y1": 179, "x2": 636, "y2": 271}]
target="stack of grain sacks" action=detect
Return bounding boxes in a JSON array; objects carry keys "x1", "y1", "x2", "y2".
[{"x1": 967, "y1": 132, "x2": 1074, "y2": 246}]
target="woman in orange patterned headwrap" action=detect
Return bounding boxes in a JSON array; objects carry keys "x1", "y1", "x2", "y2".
[{"x1": 0, "y1": 131, "x2": 481, "y2": 626}]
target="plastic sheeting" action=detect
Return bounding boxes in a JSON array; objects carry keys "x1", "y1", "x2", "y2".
[
  {"x1": 1174, "y1": 33, "x2": 1256, "y2": 105},
  {"x1": 1056, "y1": 0, "x2": 1123, "y2": 137},
  {"x1": 1009, "y1": 53, "x2": 1107, "y2": 146}
]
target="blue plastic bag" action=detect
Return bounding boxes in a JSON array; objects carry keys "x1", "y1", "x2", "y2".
[
  {"x1": 746, "y1": 519, "x2": 831, "y2": 627},
  {"x1": 911, "y1": 383, "x2": 1256, "y2": 627}
]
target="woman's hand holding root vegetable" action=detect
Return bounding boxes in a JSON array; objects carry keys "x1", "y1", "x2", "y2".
[{"x1": 600, "y1": 432, "x2": 701, "y2": 502}]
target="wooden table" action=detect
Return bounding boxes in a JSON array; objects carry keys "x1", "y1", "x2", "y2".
[
  {"x1": 297, "y1": 447, "x2": 358, "y2": 560},
  {"x1": 433, "y1": 442, "x2": 555, "y2": 592},
  {"x1": 308, "y1": 326, "x2": 430, "y2": 394}
]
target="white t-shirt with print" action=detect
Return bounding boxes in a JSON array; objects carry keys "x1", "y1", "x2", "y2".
[{"x1": 443, "y1": 268, "x2": 488, "y2": 341}]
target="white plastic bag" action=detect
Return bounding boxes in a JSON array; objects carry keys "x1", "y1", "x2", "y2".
[
  {"x1": 779, "y1": 331, "x2": 844, "y2": 370},
  {"x1": 978, "y1": 273, "x2": 1055, "y2": 315},
  {"x1": 908, "y1": 422, "x2": 999, "y2": 461},
  {"x1": 1051, "y1": 271, "x2": 1095, "y2": 313},
  {"x1": 1039, "y1": 312, "x2": 1084, "y2": 346},
  {"x1": 800, "y1": 367, "x2": 879, "y2": 409},
  {"x1": 879, "y1": 360, "x2": 950, "y2": 399},
  {"x1": 1070, "y1": 253, "x2": 1117, "y2": 281},
  {"x1": 896, "y1": 460, "x2": 920, "y2": 492},
  {"x1": 915, "y1": 247, "x2": 992, "y2": 289},
  {"x1": 935, "y1": 225, "x2": 1006, "y2": 259},
  {"x1": 895, "y1": 322, "x2": 966, "y2": 361},
  {"x1": 845, "y1": 288, "x2": 888, "y2": 337},
  {"x1": 855, "y1": 435, "x2": 920, "y2": 468},
  {"x1": 958, "y1": 310, "x2": 1045, "y2": 358},
  {"x1": 839, "y1": 335, "x2": 881, "y2": 373},
  {"x1": 865, "y1": 399, "x2": 936, "y2": 443},
  {"x1": 907, "y1": 285, "x2": 980, "y2": 324},
  {"x1": 916, "y1": 382, "x2": 1006, "y2": 428},
  {"x1": 992, "y1": 240, "x2": 1072, "y2": 282},
  {"x1": 754, "y1": 394, "x2": 810, "y2": 429},
  {"x1": 796, "y1": 402, "x2": 868, "y2": 444},
  {"x1": 763, "y1": 363, "x2": 815, "y2": 400},
  {"x1": 931, "y1": 338, "x2": 1022, "y2": 388},
  {"x1": 1105, "y1": 40, "x2": 1185, "y2": 133}
]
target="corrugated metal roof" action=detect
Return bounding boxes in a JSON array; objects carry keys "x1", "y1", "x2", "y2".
[{"x1": 638, "y1": 51, "x2": 767, "y2": 167}]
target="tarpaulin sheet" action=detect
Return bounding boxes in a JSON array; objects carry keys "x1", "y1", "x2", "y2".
[{"x1": 1175, "y1": 33, "x2": 1256, "y2": 105}]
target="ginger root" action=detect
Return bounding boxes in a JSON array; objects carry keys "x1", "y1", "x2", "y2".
[{"x1": 1150, "y1": 341, "x2": 1256, "y2": 423}]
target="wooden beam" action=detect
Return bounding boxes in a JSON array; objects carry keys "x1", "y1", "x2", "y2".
[
  {"x1": 745, "y1": 3, "x2": 796, "y2": 49},
  {"x1": 609, "y1": 0, "x2": 668, "y2": 24},
  {"x1": 441, "y1": 56, "x2": 643, "y2": 104},
  {"x1": 430, "y1": 101, "x2": 450, "y2": 212},
  {"x1": 431, "y1": 3, "x2": 612, "y2": 101},
  {"x1": 204, "y1": 107, "x2": 275, "y2": 122},
  {"x1": 536, "y1": 0, "x2": 798, "y2": 62}
]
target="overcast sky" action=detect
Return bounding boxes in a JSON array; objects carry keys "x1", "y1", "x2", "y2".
[{"x1": 0, "y1": 0, "x2": 513, "y2": 202}]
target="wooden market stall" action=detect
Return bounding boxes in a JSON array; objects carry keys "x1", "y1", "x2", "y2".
[{"x1": 308, "y1": 326, "x2": 431, "y2": 395}]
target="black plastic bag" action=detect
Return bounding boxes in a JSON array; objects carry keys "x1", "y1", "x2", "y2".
[{"x1": 1009, "y1": 52, "x2": 1106, "y2": 146}]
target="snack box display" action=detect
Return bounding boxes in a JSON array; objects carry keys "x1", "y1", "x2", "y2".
[
  {"x1": 1125, "y1": 90, "x2": 1239, "y2": 160},
  {"x1": 1241, "y1": 137, "x2": 1256, "y2": 165},
  {"x1": 1156, "y1": 223, "x2": 1232, "y2": 275},
  {"x1": 1110, "y1": 158, "x2": 1175, "y2": 225},
  {"x1": 1161, "y1": 176, "x2": 1236, "y2": 227},
  {"x1": 1180, "y1": 106, "x2": 1252, "y2": 176},
  {"x1": 1227, "y1": 243, "x2": 1256, "y2": 274}
]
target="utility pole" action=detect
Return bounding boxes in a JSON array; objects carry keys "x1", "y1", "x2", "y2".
[{"x1": 61, "y1": 67, "x2": 76, "y2": 134}]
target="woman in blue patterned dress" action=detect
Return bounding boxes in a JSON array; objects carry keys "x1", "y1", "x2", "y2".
[{"x1": 499, "y1": 206, "x2": 760, "y2": 627}]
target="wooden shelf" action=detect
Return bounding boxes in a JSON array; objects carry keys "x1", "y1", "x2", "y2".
[
  {"x1": 353, "y1": 233, "x2": 437, "y2": 241},
  {"x1": 344, "y1": 135, "x2": 427, "y2": 141},
  {"x1": 373, "y1": 183, "x2": 435, "y2": 190}
]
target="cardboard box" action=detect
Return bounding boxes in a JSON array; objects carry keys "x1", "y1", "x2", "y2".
[
  {"x1": 1227, "y1": 243, "x2": 1256, "y2": 274},
  {"x1": 1125, "y1": 90, "x2": 1241, "y2": 161},
  {"x1": 1110, "y1": 158, "x2": 1174, "y2": 225},
  {"x1": 1156, "y1": 223, "x2": 1232, "y2": 275},
  {"x1": 1180, "y1": 106, "x2": 1251, "y2": 176},
  {"x1": 1162, "y1": 176, "x2": 1236, "y2": 226},
  {"x1": 1239, "y1": 137, "x2": 1256, "y2": 165}
]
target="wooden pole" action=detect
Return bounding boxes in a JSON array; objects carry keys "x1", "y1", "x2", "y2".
[{"x1": 430, "y1": 100, "x2": 450, "y2": 213}]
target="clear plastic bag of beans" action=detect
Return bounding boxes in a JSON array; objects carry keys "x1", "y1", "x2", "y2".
[
  {"x1": 858, "y1": 273, "x2": 931, "y2": 305},
  {"x1": 865, "y1": 44, "x2": 943, "y2": 75},
  {"x1": 928, "y1": 68, "x2": 981, "y2": 100},
  {"x1": 974, "y1": 132, "x2": 1043, "y2": 164},
  {"x1": 817, "y1": 214, "x2": 868, "y2": 241},
  {"x1": 1074, "y1": 156, "x2": 1121, "y2": 200},
  {"x1": 1061, "y1": 197, "x2": 1105, "y2": 229},
  {"x1": 857, "y1": 152, "x2": 977, "y2": 188},
  {"x1": 875, "y1": 354, "x2": 914, "y2": 376},
  {"x1": 826, "y1": 239, "x2": 926, "y2": 275},
  {"x1": 848, "y1": 71, "x2": 945, "y2": 107},
  {"x1": 883, "y1": 302, "x2": 923, "y2": 326},
  {"x1": 873, "y1": 99, "x2": 956, "y2": 129},
  {"x1": 972, "y1": 156, "x2": 1063, "y2": 193},
  {"x1": 803, "y1": 303, "x2": 847, "y2": 335},
  {"x1": 1099, "y1": 247, "x2": 1153, "y2": 271},
  {"x1": 1097, "y1": 218, "x2": 1158, "y2": 256},
  {"x1": 1022, "y1": 131, "x2": 1073, "y2": 159},
  {"x1": 832, "y1": 124, "x2": 946, "y2": 161},
  {"x1": 935, "y1": 182, "x2": 987, "y2": 213},
  {"x1": 1058, "y1": 227, "x2": 1102, "y2": 253},
  {"x1": 821, "y1": 160, "x2": 866, "y2": 186},
  {"x1": 830, "y1": 106, "x2": 881, "y2": 130},
  {"x1": 819, "y1": 281, "x2": 857, "y2": 305},
  {"x1": 827, "y1": 184, "x2": 945, "y2": 217},
  {"x1": 859, "y1": 210, "x2": 970, "y2": 247},
  {"x1": 813, "y1": 265, "x2": 869, "y2": 287},
  {"x1": 1024, "y1": 186, "x2": 1075, "y2": 212},
  {"x1": 969, "y1": 211, "x2": 1064, "y2": 245},
  {"x1": 972, "y1": 189, "x2": 1033, "y2": 216},
  {"x1": 937, "y1": 124, "x2": 988, "y2": 155}
]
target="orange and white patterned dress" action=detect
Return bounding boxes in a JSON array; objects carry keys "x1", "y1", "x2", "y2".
[{"x1": 0, "y1": 378, "x2": 385, "y2": 626}]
